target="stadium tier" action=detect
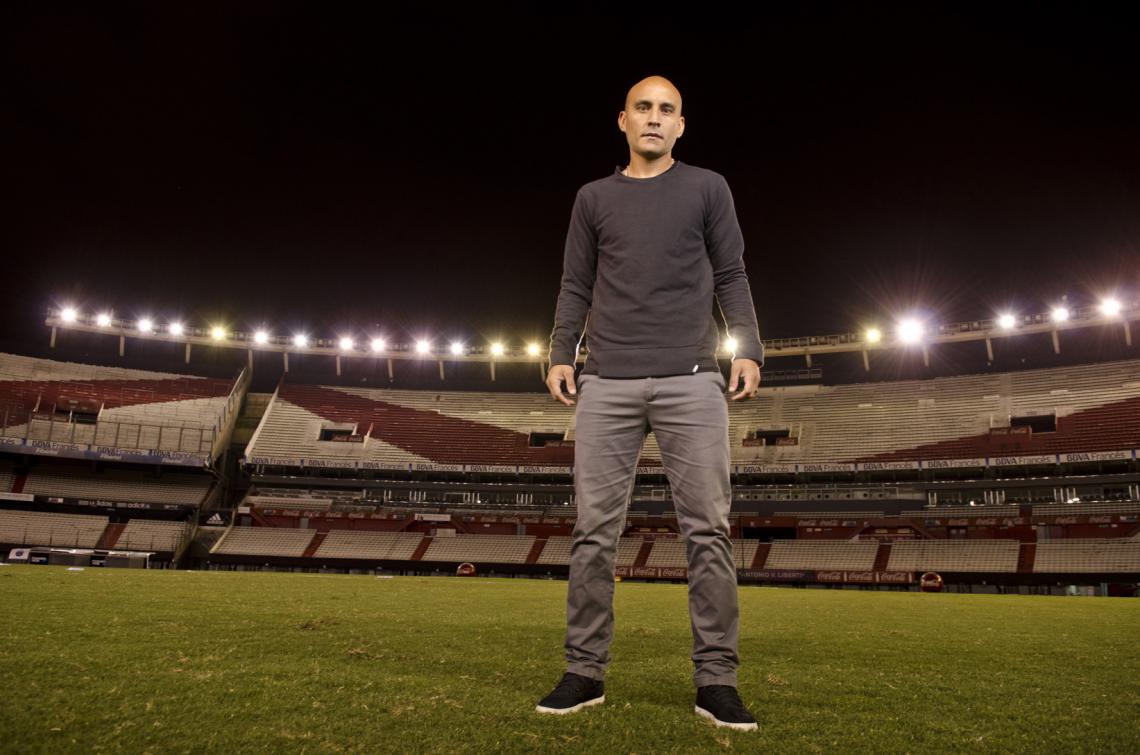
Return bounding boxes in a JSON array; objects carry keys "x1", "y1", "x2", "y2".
[
  {"x1": 765, "y1": 540, "x2": 880, "y2": 571},
  {"x1": 313, "y1": 531, "x2": 424, "y2": 560},
  {"x1": 211, "y1": 526, "x2": 316, "y2": 557},
  {"x1": 1033, "y1": 539, "x2": 1140, "y2": 572},
  {"x1": 535, "y1": 536, "x2": 644, "y2": 567},
  {"x1": 19, "y1": 463, "x2": 212, "y2": 505},
  {"x1": 242, "y1": 358, "x2": 1140, "y2": 472},
  {"x1": 0, "y1": 459, "x2": 13, "y2": 493},
  {"x1": 0, "y1": 352, "x2": 247, "y2": 465},
  {"x1": 0, "y1": 509, "x2": 108, "y2": 548},
  {"x1": 886, "y1": 540, "x2": 1022, "y2": 573},
  {"x1": 0, "y1": 508, "x2": 195, "y2": 556},
  {"x1": 114, "y1": 519, "x2": 195, "y2": 552},
  {"x1": 420, "y1": 534, "x2": 536, "y2": 563},
  {"x1": 199, "y1": 520, "x2": 1140, "y2": 579}
]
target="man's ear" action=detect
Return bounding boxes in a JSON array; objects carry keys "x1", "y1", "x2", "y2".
[
  {"x1": 677, "y1": 115, "x2": 685, "y2": 138},
  {"x1": 617, "y1": 110, "x2": 627, "y2": 133}
]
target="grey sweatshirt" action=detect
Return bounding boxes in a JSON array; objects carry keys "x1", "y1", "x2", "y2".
[{"x1": 548, "y1": 161, "x2": 764, "y2": 378}]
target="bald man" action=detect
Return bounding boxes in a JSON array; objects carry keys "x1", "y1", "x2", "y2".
[{"x1": 537, "y1": 76, "x2": 763, "y2": 731}]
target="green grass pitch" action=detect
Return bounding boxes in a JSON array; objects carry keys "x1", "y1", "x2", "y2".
[{"x1": 0, "y1": 565, "x2": 1137, "y2": 753}]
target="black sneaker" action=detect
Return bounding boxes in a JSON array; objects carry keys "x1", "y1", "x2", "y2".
[
  {"x1": 695, "y1": 685, "x2": 758, "y2": 731},
  {"x1": 535, "y1": 671, "x2": 605, "y2": 715}
]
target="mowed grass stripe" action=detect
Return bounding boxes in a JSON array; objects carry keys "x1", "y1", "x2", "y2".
[{"x1": 0, "y1": 566, "x2": 1136, "y2": 753}]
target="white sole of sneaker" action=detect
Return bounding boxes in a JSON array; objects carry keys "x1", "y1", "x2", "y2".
[
  {"x1": 535, "y1": 695, "x2": 604, "y2": 715},
  {"x1": 695, "y1": 704, "x2": 759, "y2": 731}
]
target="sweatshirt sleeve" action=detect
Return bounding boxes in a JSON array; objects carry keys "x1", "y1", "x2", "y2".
[
  {"x1": 705, "y1": 174, "x2": 765, "y2": 367},
  {"x1": 548, "y1": 189, "x2": 598, "y2": 367}
]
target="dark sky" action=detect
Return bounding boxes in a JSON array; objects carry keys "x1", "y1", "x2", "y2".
[{"x1": 4, "y1": 3, "x2": 1138, "y2": 386}]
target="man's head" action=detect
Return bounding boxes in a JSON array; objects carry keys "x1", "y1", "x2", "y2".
[{"x1": 618, "y1": 75, "x2": 685, "y2": 161}]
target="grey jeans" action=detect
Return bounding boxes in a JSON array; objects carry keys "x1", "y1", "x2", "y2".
[{"x1": 563, "y1": 370, "x2": 740, "y2": 688}]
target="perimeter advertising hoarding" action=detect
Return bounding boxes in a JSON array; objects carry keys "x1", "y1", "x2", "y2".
[
  {"x1": 0, "y1": 436, "x2": 207, "y2": 467},
  {"x1": 615, "y1": 567, "x2": 914, "y2": 584}
]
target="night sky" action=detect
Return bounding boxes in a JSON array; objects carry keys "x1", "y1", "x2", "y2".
[{"x1": 5, "y1": 4, "x2": 1138, "y2": 389}]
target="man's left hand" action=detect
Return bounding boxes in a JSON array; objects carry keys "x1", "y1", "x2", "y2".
[{"x1": 727, "y1": 358, "x2": 761, "y2": 400}]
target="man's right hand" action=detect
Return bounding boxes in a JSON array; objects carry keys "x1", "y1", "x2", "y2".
[{"x1": 546, "y1": 364, "x2": 577, "y2": 406}]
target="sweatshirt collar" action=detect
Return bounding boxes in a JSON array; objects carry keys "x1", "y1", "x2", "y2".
[{"x1": 613, "y1": 160, "x2": 683, "y2": 183}]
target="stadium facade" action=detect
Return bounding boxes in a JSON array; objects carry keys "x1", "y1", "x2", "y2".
[{"x1": 3, "y1": 305, "x2": 1139, "y2": 596}]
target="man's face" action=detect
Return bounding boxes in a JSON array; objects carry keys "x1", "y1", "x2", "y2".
[{"x1": 618, "y1": 80, "x2": 685, "y2": 160}]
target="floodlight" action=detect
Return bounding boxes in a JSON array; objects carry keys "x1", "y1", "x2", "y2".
[
  {"x1": 897, "y1": 318, "x2": 923, "y2": 344},
  {"x1": 339, "y1": 336, "x2": 354, "y2": 351},
  {"x1": 1051, "y1": 306, "x2": 1069, "y2": 323},
  {"x1": 490, "y1": 342, "x2": 504, "y2": 356},
  {"x1": 211, "y1": 326, "x2": 226, "y2": 340},
  {"x1": 293, "y1": 334, "x2": 308, "y2": 348},
  {"x1": 526, "y1": 342, "x2": 540, "y2": 356},
  {"x1": 416, "y1": 339, "x2": 431, "y2": 354},
  {"x1": 137, "y1": 318, "x2": 154, "y2": 333},
  {"x1": 254, "y1": 331, "x2": 269, "y2": 345},
  {"x1": 1100, "y1": 298, "x2": 1121, "y2": 317},
  {"x1": 724, "y1": 337, "x2": 738, "y2": 352},
  {"x1": 997, "y1": 313, "x2": 1016, "y2": 329},
  {"x1": 96, "y1": 312, "x2": 112, "y2": 327},
  {"x1": 168, "y1": 322, "x2": 184, "y2": 336},
  {"x1": 370, "y1": 337, "x2": 385, "y2": 352},
  {"x1": 450, "y1": 341, "x2": 464, "y2": 355},
  {"x1": 61, "y1": 307, "x2": 78, "y2": 323},
  {"x1": 865, "y1": 327, "x2": 882, "y2": 343}
]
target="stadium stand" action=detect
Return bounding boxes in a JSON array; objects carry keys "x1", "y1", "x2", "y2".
[
  {"x1": 1033, "y1": 540, "x2": 1140, "y2": 572},
  {"x1": 420, "y1": 534, "x2": 535, "y2": 564},
  {"x1": 1031, "y1": 502, "x2": 1140, "y2": 516},
  {"x1": 313, "y1": 531, "x2": 424, "y2": 560},
  {"x1": 775, "y1": 511, "x2": 886, "y2": 518},
  {"x1": 0, "y1": 459, "x2": 13, "y2": 493},
  {"x1": 642, "y1": 538, "x2": 760, "y2": 569},
  {"x1": 0, "y1": 509, "x2": 108, "y2": 548},
  {"x1": 535, "y1": 536, "x2": 644, "y2": 567},
  {"x1": 211, "y1": 526, "x2": 314, "y2": 557},
  {"x1": 115, "y1": 519, "x2": 195, "y2": 552},
  {"x1": 243, "y1": 358, "x2": 1140, "y2": 470},
  {"x1": 22, "y1": 464, "x2": 212, "y2": 505},
  {"x1": 0, "y1": 352, "x2": 246, "y2": 461},
  {"x1": 887, "y1": 540, "x2": 1021, "y2": 573},
  {"x1": 765, "y1": 540, "x2": 880, "y2": 571},
  {"x1": 900, "y1": 505, "x2": 1021, "y2": 518}
]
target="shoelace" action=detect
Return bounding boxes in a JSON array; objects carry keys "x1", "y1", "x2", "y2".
[
  {"x1": 702, "y1": 685, "x2": 746, "y2": 713},
  {"x1": 558, "y1": 673, "x2": 596, "y2": 694}
]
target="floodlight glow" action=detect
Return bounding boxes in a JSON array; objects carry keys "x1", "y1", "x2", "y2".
[
  {"x1": 997, "y1": 313, "x2": 1016, "y2": 329},
  {"x1": 210, "y1": 326, "x2": 226, "y2": 341},
  {"x1": 1051, "y1": 306, "x2": 1069, "y2": 323},
  {"x1": 897, "y1": 318, "x2": 923, "y2": 344},
  {"x1": 449, "y1": 341, "x2": 464, "y2": 355},
  {"x1": 1100, "y1": 298, "x2": 1121, "y2": 317},
  {"x1": 416, "y1": 339, "x2": 431, "y2": 354},
  {"x1": 168, "y1": 322, "x2": 184, "y2": 336},
  {"x1": 724, "y1": 337, "x2": 738, "y2": 352},
  {"x1": 490, "y1": 342, "x2": 504, "y2": 356},
  {"x1": 96, "y1": 312, "x2": 112, "y2": 327},
  {"x1": 339, "y1": 336, "x2": 354, "y2": 351},
  {"x1": 293, "y1": 334, "x2": 308, "y2": 348},
  {"x1": 254, "y1": 330, "x2": 270, "y2": 345},
  {"x1": 526, "y1": 342, "x2": 540, "y2": 356},
  {"x1": 370, "y1": 337, "x2": 385, "y2": 352},
  {"x1": 865, "y1": 327, "x2": 882, "y2": 343},
  {"x1": 137, "y1": 318, "x2": 154, "y2": 333},
  {"x1": 61, "y1": 307, "x2": 78, "y2": 323}
]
